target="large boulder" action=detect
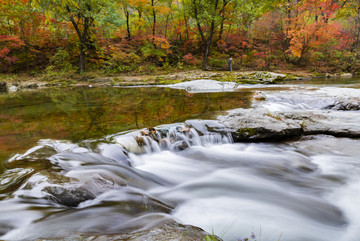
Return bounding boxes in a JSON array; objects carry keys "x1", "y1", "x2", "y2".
[
  {"x1": 218, "y1": 107, "x2": 302, "y2": 141},
  {"x1": 169, "y1": 79, "x2": 239, "y2": 93},
  {"x1": 241, "y1": 71, "x2": 286, "y2": 83},
  {"x1": 36, "y1": 221, "x2": 222, "y2": 241},
  {"x1": 218, "y1": 107, "x2": 360, "y2": 141}
]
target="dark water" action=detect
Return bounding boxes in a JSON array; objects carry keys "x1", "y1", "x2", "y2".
[{"x1": 1, "y1": 79, "x2": 360, "y2": 241}]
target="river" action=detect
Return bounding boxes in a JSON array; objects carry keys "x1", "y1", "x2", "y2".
[{"x1": 0, "y1": 77, "x2": 359, "y2": 241}]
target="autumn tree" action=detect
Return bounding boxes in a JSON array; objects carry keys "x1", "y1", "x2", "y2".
[
  {"x1": 33, "y1": 0, "x2": 117, "y2": 73},
  {"x1": 118, "y1": 0, "x2": 133, "y2": 40},
  {"x1": 184, "y1": 0, "x2": 225, "y2": 70},
  {"x1": 284, "y1": 0, "x2": 343, "y2": 64},
  {"x1": 0, "y1": 0, "x2": 50, "y2": 71}
]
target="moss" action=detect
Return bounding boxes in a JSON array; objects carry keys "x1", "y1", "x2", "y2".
[
  {"x1": 265, "y1": 113, "x2": 282, "y2": 121},
  {"x1": 235, "y1": 79, "x2": 259, "y2": 84},
  {"x1": 237, "y1": 127, "x2": 258, "y2": 137},
  {"x1": 113, "y1": 77, "x2": 124, "y2": 82},
  {"x1": 310, "y1": 72, "x2": 326, "y2": 77},
  {"x1": 158, "y1": 79, "x2": 183, "y2": 85},
  {"x1": 285, "y1": 74, "x2": 298, "y2": 80}
]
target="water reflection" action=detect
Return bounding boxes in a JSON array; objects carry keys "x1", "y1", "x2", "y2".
[
  {"x1": 286, "y1": 76, "x2": 360, "y2": 87},
  {"x1": 0, "y1": 87, "x2": 252, "y2": 160}
]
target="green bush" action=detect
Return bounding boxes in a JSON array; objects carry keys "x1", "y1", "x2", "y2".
[
  {"x1": 209, "y1": 58, "x2": 227, "y2": 69},
  {"x1": 50, "y1": 48, "x2": 77, "y2": 72},
  {"x1": 102, "y1": 51, "x2": 141, "y2": 73}
]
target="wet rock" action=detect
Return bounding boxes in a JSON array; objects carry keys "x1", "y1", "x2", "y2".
[
  {"x1": 136, "y1": 127, "x2": 160, "y2": 146},
  {"x1": 37, "y1": 221, "x2": 222, "y2": 241},
  {"x1": 219, "y1": 108, "x2": 302, "y2": 141},
  {"x1": 45, "y1": 185, "x2": 96, "y2": 207},
  {"x1": 185, "y1": 119, "x2": 229, "y2": 136},
  {"x1": 218, "y1": 107, "x2": 360, "y2": 141},
  {"x1": 41, "y1": 169, "x2": 172, "y2": 209},
  {"x1": 8, "y1": 85, "x2": 18, "y2": 92},
  {"x1": 171, "y1": 140, "x2": 189, "y2": 151},
  {"x1": 254, "y1": 91, "x2": 266, "y2": 101},
  {"x1": 136, "y1": 136, "x2": 146, "y2": 146},
  {"x1": 327, "y1": 101, "x2": 360, "y2": 111},
  {"x1": 98, "y1": 143, "x2": 131, "y2": 166}
]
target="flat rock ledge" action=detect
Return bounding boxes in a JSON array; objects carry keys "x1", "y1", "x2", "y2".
[
  {"x1": 37, "y1": 221, "x2": 222, "y2": 241},
  {"x1": 216, "y1": 107, "x2": 360, "y2": 141}
]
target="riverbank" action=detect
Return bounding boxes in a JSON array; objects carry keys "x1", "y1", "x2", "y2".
[{"x1": 0, "y1": 69, "x2": 355, "y2": 91}]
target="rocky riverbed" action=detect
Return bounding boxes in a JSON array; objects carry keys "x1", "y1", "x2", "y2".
[{"x1": 1, "y1": 77, "x2": 360, "y2": 241}]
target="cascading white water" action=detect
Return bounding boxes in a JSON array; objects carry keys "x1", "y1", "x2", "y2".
[
  {"x1": 113, "y1": 123, "x2": 233, "y2": 155},
  {"x1": 125, "y1": 85, "x2": 360, "y2": 241},
  {"x1": 130, "y1": 136, "x2": 360, "y2": 241}
]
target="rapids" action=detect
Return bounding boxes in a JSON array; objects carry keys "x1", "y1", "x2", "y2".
[{"x1": 1, "y1": 77, "x2": 360, "y2": 240}]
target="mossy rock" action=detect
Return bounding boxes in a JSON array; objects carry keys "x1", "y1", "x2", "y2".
[
  {"x1": 237, "y1": 127, "x2": 258, "y2": 137},
  {"x1": 37, "y1": 221, "x2": 222, "y2": 241}
]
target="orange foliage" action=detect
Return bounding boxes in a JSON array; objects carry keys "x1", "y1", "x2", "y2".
[{"x1": 286, "y1": 0, "x2": 342, "y2": 62}]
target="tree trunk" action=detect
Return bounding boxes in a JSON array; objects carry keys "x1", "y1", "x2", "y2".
[
  {"x1": 202, "y1": 42, "x2": 211, "y2": 70},
  {"x1": 20, "y1": 19, "x2": 30, "y2": 72},
  {"x1": 165, "y1": 14, "x2": 169, "y2": 38},
  {"x1": 124, "y1": 6, "x2": 131, "y2": 40},
  {"x1": 67, "y1": 5, "x2": 89, "y2": 73},
  {"x1": 218, "y1": 0, "x2": 229, "y2": 41},
  {"x1": 152, "y1": 0, "x2": 156, "y2": 36},
  {"x1": 219, "y1": 17, "x2": 224, "y2": 41},
  {"x1": 184, "y1": 13, "x2": 189, "y2": 40},
  {"x1": 79, "y1": 41, "x2": 86, "y2": 73},
  {"x1": 192, "y1": 0, "x2": 219, "y2": 70}
]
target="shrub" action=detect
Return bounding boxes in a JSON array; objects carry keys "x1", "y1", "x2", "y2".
[
  {"x1": 183, "y1": 53, "x2": 199, "y2": 65},
  {"x1": 50, "y1": 48, "x2": 77, "y2": 72}
]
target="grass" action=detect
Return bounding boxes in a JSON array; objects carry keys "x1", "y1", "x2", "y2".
[{"x1": 265, "y1": 113, "x2": 283, "y2": 121}]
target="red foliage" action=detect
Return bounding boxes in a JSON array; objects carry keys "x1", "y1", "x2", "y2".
[
  {"x1": 253, "y1": 52, "x2": 267, "y2": 58},
  {"x1": 217, "y1": 32, "x2": 248, "y2": 55},
  {"x1": 334, "y1": 29, "x2": 355, "y2": 50},
  {"x1": 183, "y1": 53, "x2": 199, "y2": 65},
  {"x1": 0, "y1": 35, "x2": 24, "y2": 66}
]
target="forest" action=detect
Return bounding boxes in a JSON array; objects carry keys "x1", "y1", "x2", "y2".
[{"x1": 0, "y1": 0, "x2": 359, "y2": 75}]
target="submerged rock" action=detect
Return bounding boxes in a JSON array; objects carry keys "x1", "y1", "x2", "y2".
[{"x1": 37, "y1": 221, "x2": 222, "y2": 241}]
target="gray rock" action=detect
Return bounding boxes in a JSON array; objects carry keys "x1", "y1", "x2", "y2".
[
  {"x1": 219, "y1": 108, "x2": 302, "y2": 141},
  {"x1": 340, "y1": 73, "x2": 352, "y2": 78},
  {"x1": 218, "y1": 107, "x2": 360, "y2": 141},
  {"x1": 327, "y1": 101, "x2": 360, "y2": 111},
  {"x1": 37, "y1": 221, "x2": 222, "y2": 241},
  {"x1": 8, "y1": 85, "x2": 18, "y2": 92},
  {"x1": 242, "y1": 71, "x2": 286, "y2": 83},
  {"x1": 169, "y1": 79, "x2": 238, "y2": 93}
]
